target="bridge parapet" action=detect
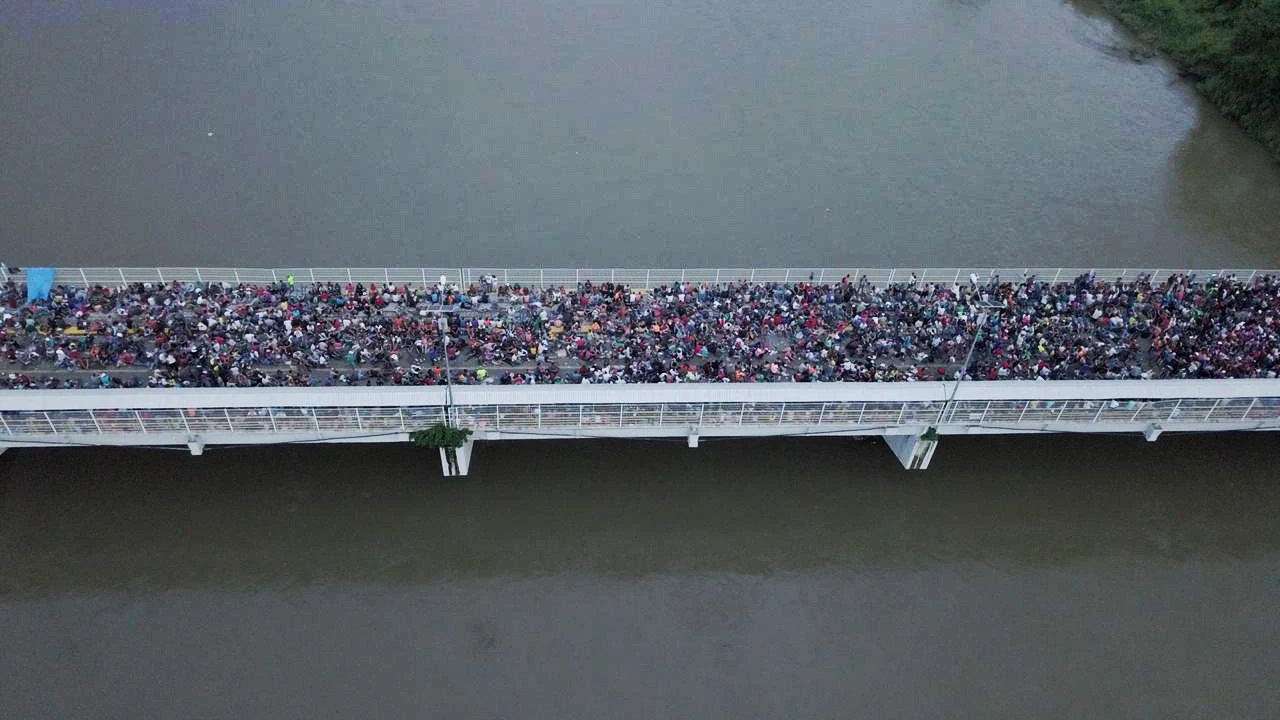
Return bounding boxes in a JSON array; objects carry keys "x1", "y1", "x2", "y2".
[
  {"x1": 2, "y1": 380, "x2": 1278, "y2": 472},
  {"x1": 4, "y1": 266, "x2": 1278, "y2": 289}
]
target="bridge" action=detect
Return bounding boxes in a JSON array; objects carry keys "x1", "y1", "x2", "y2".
[{"x1": 2, "y1": 266, "x2": 1278, "y2": 474}]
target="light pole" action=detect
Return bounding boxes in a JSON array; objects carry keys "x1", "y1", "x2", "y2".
[
  {"x1": 938, "y1": 300, "x2": 1004, "y2": 429},
  {"x1": 435, "y1": 275, "x2": 455, "y2": 413}
]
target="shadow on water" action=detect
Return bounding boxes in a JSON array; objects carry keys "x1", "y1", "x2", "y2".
[{"x1": 2, "y1": 432, "x2": 1277, "y2": 596}]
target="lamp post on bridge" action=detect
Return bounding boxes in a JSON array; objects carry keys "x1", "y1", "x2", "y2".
[
  {"x1": 434, "y1": 275, "x2": 457, "y2": 412},
  {"x1": 409, "y1": 274, "x2": 474, "y2": 476},
  {"x1": 936, "y1": 300, "x2": 1006, "y2": 431}
]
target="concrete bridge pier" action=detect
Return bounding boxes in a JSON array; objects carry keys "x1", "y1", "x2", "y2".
[
  {"x1": 885, "y1": 431, "x2": 938, "y2": 470},
  {"x1": 439, "y1": 439, "x2": 475, "y2": 477},
  {"x1": 187, "y1": 438, "x2": 204, "y2": 456}
]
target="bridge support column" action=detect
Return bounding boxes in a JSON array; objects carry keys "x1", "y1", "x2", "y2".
[
  {"x1": 439, "y1": 439, "x2": 474, "y2": 477},
  {"x1": 885, "y1": 432, "x2": 937, "y2": 470},
  {"x1": 1143, "y1": 424, "x2": 1163, "y2": 442},
  {"x1": 186, "y1": 439, "x2": 204, "y2": 456},
  {"x1": 687, "y1": 430, "x2": 699, "y2": 448}
]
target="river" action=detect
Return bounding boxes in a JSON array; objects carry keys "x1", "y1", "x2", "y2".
[{"x1": 1, "y1": 0, "x2": 1278, "y2": 717}]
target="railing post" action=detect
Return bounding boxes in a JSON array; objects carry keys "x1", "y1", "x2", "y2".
[
  {"x1": 658, "y1": 404, "x2": 665, "y2": 425},
  {"x1": 90, "y1": 410, "x2": 103, "y2": 434},
  {"x1": 397, "y1": 408, "x2": 407, "y2": 431},
  {"x1": 1129, "y1": 402, "x2": 1145, "y2": 423},
  {"x1": 80, "y1": 268, "x2": 90, "y2": 287},
  {"x1": 856, "y1": 403, "x2": 866, "y2": 424},
  {"x1": 645, "y1": 269, "x2": 651, "y2": 289},
  {"x1": 43, "y1": 412, "x2": 58, "y2": 435},
  {"x1": 979, "y1": 400, "x2": 993, "y2": 424},
  {"x1": 739, "y1": 403, "x2": 747, "y2": 425},
  {"x1": 1206, "y1": 398, "x2": 1222, "y2": 421},
  {"x1": 1091, "y1": 402, "x2": 1106, "y2": 424},
  {"x1": 347, "y1": 268, "x2": 353, "y2": 283},
  {"x1": 234, "y1": 269, "x2": 242, "y2": 284},
  {"x1": 135, "y1": 410, "x2": 148, "y2": 433},
  {"x1": 698, "y1": 404, "x2": 705, "y2": 426},
  {"x1": 1017, "y1": 402, "x2": 1031, "y2": 424},
  {"x1": 578, "y1": 404, "x2": 584, "y2": 427},
  {"x1": 118, "y1": 268, "x2": 128, "y2": 285},
  {"x1": 355, "y1": 408, "x2": 364, "y2": 431},
  {"x1": 194, "y1": 268, "x2": 202, "y2": 283},
  {"x1": 715, "y1": 269, "x2": 721, "y2": 284},
  {"x1": 384, "y1": 268, "x2": 390, "y2": 284},
  {"x1": 0, "y1": 413, "x2": 12, "y2": 436},
  {"x1": 887, "y1": 268, "x2": 894, "y2": 286},
  {"x1": 223, "y1": 408, "x2": 234, "y2": 432},
  {"x1": 1243, "y1": 397, "x2": 1258, "y2": 421},
  {"x1": 1052, "y1": 268, "x2": 1062, "y2": 284},
  {"x1": 1049, "y1": 399, "x2": 1070, "y2": 422},
  {"x1": 271, "y1": 269, "x2": 278, "y2": 283},
  {"x1": 778, "y1": 402, "x2": 786, "y2": 425},
  {"x1": 817, "y1": 402, "x2": 827, "y2": 425}
]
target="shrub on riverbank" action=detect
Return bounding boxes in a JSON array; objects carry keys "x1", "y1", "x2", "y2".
[{"x1": 1101, "y1": 0, "x2": 1280, "y2": 157}]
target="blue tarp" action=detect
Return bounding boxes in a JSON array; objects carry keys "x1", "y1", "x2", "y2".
[{"x1": 25, "y1": 267, "x2": 56, "y2": 303}]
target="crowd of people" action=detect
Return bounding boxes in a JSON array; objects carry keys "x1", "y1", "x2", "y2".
[{"x1": 1, "y1": 271, "x2": 1278, "y2": 390}]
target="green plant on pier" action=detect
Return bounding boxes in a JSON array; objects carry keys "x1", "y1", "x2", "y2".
[{"x1": 411, "y1": 423, "x2": 474, "y2": 474}]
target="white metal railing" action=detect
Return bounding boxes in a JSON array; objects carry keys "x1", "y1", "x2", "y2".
[
  {"x1": 4, "y1": 398, "x2": 1279, "y2": 438},
  {"x1": 3, "y1": 266, "x2": 1277, "y2": 290}
]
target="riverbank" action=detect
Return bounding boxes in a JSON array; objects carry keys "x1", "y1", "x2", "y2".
[{"x1": 1099, "y1": 0, "x2": 1280, "y2": 158}]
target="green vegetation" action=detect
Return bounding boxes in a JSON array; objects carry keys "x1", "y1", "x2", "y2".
[
  {"x1": 410, "y1": 423, "x2": 474, "y2": 474},
  {"x1": 1100, "y1": 0, "x2": 1280, "y2": 156},
  {"x1": 410, "y1": 423, "x2": 473, "y2": 449}
]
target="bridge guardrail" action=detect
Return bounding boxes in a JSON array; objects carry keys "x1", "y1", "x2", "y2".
[
  {"x1": 4, "y1": 398, "x2": 1279, "y2": 438},
  {"x1": 3, "y1": 266, "x2": 1277, "y2": 289}
]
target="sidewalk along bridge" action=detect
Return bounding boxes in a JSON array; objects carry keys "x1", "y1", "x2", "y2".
[
  {"x1": 3, "y1": 265, "x2": 1278, "y2": 288},
  {"x1": 2, "y1": 379, "x2": 1278, "y2": 474}
]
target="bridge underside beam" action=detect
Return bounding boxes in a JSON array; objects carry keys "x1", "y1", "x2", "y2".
[
  {"x1": 884, "y1": 432, "x2": 938, "y2": 470},
  {"x1": 439, "y1": 439, "x2": 474, "y2": 477}
]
